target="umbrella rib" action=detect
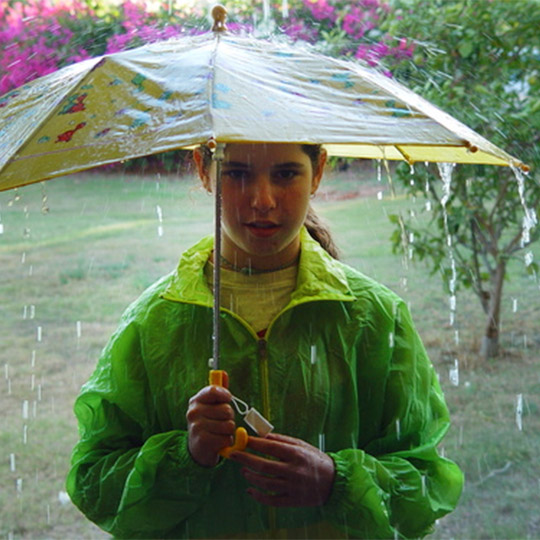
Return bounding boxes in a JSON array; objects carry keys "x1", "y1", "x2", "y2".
[{"x1": 394, "y1": 145, "x2": 413, "y2": 164}]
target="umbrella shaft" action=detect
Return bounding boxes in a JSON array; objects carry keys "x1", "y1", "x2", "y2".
[{"x1": 212, "y1": 143, "x2": 225, "y2": 370}]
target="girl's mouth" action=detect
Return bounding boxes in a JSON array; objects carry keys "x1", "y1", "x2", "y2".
[{"x1": 245, "y1": 221, "x2": 281, "y2": 238}]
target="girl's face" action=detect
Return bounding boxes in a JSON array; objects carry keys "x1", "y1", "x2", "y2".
[{"x1": 195, "y1": 143, "x2": 325, "y2": 269}]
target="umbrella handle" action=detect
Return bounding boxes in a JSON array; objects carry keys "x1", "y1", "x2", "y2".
[{"x1": 209, "y1": 369, "x2": 249, "y2": 457}]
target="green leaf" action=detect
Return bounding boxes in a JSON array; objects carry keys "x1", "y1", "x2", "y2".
[{"x1": 458, "y1": 40, "x2": 474, "y2": 59}]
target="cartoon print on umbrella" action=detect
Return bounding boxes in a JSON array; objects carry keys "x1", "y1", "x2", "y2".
[
  {"x1": 56, "y1": 122, "x2": 86, "y2": 143},
  {"x1": 59, "y1": 93, "x2": 88, "y2": 115}
]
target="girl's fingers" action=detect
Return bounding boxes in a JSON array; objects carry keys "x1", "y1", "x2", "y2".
[
  {"x1": 242, "y1": 469, "x2": 287, "y2": 493},
  {"x1": 204, "y1": 432, "x2": 235, "y2": 449},
  {"x1": 263, "y1": 433, "x2": 304, "y2": 446},
  {"x1": 201, "y1": 418, "x2": 236, "y2": 436},
  {"x1": 191, "y1": 385, "x2": 232, "y2": 405},
  {"x1": 229, "y1": 449, "x2": 288, "y2": 476},
  {"x1": 246, "y1": 436, "x2": 299, "y2": 461},
  {"x1": 201, "y1": 403, "x2": 235, "y2": 421}
]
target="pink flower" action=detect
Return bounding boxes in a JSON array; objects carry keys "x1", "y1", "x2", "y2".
[{"x1": 302, "y1": 0, "x2": 336, "y2": 22}]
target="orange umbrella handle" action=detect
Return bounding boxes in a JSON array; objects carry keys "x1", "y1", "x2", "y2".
[{"x1": 209, "y1": 370, "x2": 249, "y2": 457}]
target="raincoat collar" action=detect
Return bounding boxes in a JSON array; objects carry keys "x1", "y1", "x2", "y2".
[{"x1": 162, "y1": 227, "x2": 354, "y2": 307}]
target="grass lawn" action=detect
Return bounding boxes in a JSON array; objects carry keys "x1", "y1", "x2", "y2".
[{"x1": 0, "y1": 167, "x2": 539, "y2": 539}]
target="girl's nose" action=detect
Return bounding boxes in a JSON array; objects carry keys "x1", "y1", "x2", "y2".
[{"x1": 250, "y1": 176, "x2": 276, "y2": 212}]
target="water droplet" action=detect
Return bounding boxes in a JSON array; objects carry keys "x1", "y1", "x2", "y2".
[
  {"x1": 510, "y1": 164, "x2": 537, "y2": 251},
  {"x1": 21, "y1": 252, "x2": 26, "y2": 264},
  {"x1": 58, "y1": 491, "x2": 70, "y2": 505},
  {"x1": 10, "y1": 453, "x2": 16, "y2": 472},
  {"x1": 16, "y1": 478, "x2": 23, "y2": 495},
  {"x1": 515, "y1": 394, "x2": 523, "y2": 431},
  {"x1": 318, "y1": 433, "x2": 325, "y2": 452},
  {"x1": 395, "y1": 419, "x2": 401, "y2": 440},
  {"x1": 76, "y1": 320, "x2": 82, "y2": 339},
  {"x1": 22, "y1": 400, "x2": 29, "y2": 419},
  {"x1": 22, "y1": 425, "x2": 28, "y2": 444},
  {"x1": 37, "y1": 326, "x2": 42, "y2": 342},
  {"x1": 377, "y1": 191, "x2": 383, "y2": 200},
  {"x1": 388, "y1": 332, "x2": 394, "y2": 348},
  {"x1": 425, "y1": 200, "x2": 432, "y2": 212},
  {"x1": 512, "y1": 298, "x2": 518, "y2": 313},
  {"x1": 449, "y1": 359, "x2": 459, "y2": 386},
  {"x1": 0, "y1": 223, "x2": 3, "y2": 234},
  {"x1": 310, "y1": 344, "x2": 317, "y2": 365}
]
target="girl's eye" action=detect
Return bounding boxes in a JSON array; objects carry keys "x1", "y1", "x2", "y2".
[
  {"x1": 274, "y1": 170, "x2": 298, "y2": 181},
  {"x1": 223, "y1": 169, "x2": 249, "y2": 181}
]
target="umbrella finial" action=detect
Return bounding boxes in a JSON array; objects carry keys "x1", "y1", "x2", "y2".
[{"x1": 212, "y1": 4, "x2": 228, "y2": 33}]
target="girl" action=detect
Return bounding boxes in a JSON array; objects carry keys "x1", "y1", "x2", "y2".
[{"x1": 67, "y1": 143, "x2": 463, "y2": 539}]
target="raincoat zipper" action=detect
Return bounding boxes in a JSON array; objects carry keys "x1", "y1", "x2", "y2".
[{"x1": 257, "y1": 338, "x2": 271, "y2": 423}]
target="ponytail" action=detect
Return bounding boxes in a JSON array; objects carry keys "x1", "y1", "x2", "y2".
[{"x1": 304, "y1": 205, "x2": 340, "y2": 259}]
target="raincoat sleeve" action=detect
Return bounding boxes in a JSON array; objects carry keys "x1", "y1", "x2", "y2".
[
  {"x1": 66, "y1": 306, "x2": 221, "y2": 538},
  {"x1": 322, "y1": 298, "x2": 463, "y2": 539}
]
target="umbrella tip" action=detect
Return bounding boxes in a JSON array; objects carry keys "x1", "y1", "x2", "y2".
[{"x1": 212, "y1": 4, "x2": 227, "y2": 32}]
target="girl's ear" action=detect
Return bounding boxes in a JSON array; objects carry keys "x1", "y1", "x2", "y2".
[
  {"x1": 193, "y1": 148, "x2": 212, "y2": 192},
  {"x1": 311, "y1": 148, "x2": 327, "y2": 195}
]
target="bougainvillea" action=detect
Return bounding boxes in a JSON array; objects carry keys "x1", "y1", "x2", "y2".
[{"x1": 0, "y1": 0, "x2": 417, "y2": 95}]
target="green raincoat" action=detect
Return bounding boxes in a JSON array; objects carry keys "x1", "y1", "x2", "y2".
[{"x1": 67, "y1": 228, "x2": 463, "y2": 539}]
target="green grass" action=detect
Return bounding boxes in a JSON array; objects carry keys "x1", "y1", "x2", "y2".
[{"x1": 0, "y1": 168, "x2": 539, "y2": 539}]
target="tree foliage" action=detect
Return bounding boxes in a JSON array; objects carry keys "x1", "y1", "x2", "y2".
[{"x1": 383, "y1": 0, "x2": 540, "y2": 358}]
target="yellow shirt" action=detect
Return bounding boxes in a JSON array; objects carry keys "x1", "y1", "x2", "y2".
[{"x1": 204, "y1": 261, "x2": 298, "y2": 334}]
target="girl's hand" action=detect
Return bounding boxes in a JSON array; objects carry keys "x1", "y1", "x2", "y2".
[
  {"x1": 186, "y1": 382, "x2": 235, "y2": 467},
  {"x1": 229, "y1": 433, "x2": 335, "y2": 507}
]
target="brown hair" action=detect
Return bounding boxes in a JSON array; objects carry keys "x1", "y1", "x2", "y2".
[{"x1": 195, "y1": 143, "x2": 340, "y2": 259}]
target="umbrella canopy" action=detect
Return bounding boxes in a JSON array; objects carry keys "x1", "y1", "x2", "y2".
[{"x1": 0, "y1": 17, "x2": 527, "y2": 193}]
